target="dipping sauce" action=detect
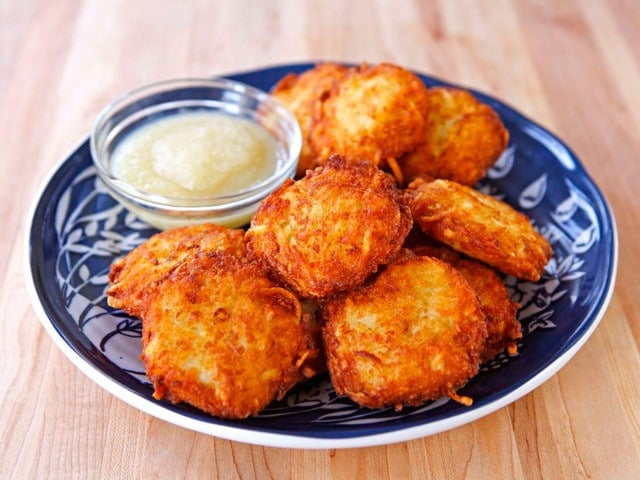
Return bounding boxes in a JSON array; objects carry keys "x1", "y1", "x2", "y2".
[{"x1": 111, "y1": 111, "x2": 279, "y2": 198}]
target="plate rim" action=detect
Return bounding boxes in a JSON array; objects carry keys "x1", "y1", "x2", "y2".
[{"x1": 23, "y1": 63, "x2": 619, "y2": 449}]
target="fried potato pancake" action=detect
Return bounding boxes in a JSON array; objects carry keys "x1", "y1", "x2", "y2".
[
  {"x1": 246, "y1": 156, "x2": 412, "y2": 298},
  {"x1": 409, "y1": 235, "x2": 522, "y2": 362},
  {"x1": 322, "y1": 254, "x2": 488, "y2": 410},
  {"x1": 407, "y1": 178, "x2": 552, "y2": 281},
  {"x1": 271, "y1": 63, "x2": 350, "y2": 177},
  {"x1": 107, "y1": 223, "x2": 246, "y2": 318},
  {"x1": 400, "y1": 87, "x2": 509, "y2": 186},
  {"x1": 141, "y1": 252, "x2": 318, "y2": 419},
  {"x1": 309, "y1": 63, "x2": 429, "y2": 172}
]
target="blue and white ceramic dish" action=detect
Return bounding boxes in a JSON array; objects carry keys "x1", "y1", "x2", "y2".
[{"x1": 25, "y1": 63, "x2": 618, "y2": 449}]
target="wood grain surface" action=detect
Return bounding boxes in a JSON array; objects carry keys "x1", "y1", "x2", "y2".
[{"x1": 2, "y1": 1, "x2": 639, "y2": 478}]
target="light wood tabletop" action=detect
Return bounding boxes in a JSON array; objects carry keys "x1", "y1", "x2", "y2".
[{"x1": 2, "y1": 1, "x2": 639, "y2": 478}]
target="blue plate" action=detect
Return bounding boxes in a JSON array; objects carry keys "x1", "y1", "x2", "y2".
[{"x1": 25, "y1": 63, "x2": 618, "y2": 448}]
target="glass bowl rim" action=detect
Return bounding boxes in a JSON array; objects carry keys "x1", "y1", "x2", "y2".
[{"x1": 89, "y1": 76, "x2": 302, "y2": 213}]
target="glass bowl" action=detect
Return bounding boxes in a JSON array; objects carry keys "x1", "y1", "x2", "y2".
[{"x1": 90, "y1": 77, "x2": 301, "y2": 230}]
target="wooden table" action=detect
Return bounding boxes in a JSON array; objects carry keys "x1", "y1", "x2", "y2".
[{"x1": 3, "y1": 1, "x2": 639, "y2": 478}]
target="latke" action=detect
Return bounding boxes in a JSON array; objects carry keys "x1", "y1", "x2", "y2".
[
  {"x1": 246, "y1": 156, "x2": 412, "y2": 298},
  {"x1": 141, "y1": 252, "x2": 317, "y2": 419},
  {"x1": 322, "y1": 254, "x2": 488, "y2": 410},
  {"x1": 271, "y1": 63, "x2": 350, "y2": 177},
  {"x1": 399, "y1": 87, "x2": 509, "y2": 186},
  {"x1": 309, "y1": 63, "x2": 429, "y2": 177},
  {"x1": 107, "y1": 223, "x2": 246, "y2": 318},
  {"x1": 407, "y1": 178, "x2": 552, "y2": 281}
]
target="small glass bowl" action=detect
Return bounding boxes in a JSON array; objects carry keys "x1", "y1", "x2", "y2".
[{"x1": 90, "y1": 77, "x2": 301, "y2": 230}]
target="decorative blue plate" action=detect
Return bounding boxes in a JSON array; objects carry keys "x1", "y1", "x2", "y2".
[{"x1": 25, "y1": 64, "x2": 618, "y2": 449}]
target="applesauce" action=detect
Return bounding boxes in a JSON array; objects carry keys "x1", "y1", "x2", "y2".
[{"x1": 110, "y1": 111, "x2": 279, "y2": 198}]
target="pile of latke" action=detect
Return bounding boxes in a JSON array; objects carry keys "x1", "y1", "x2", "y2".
[{"x1": 106, "y1": 62, "x2": 552, "y2": 418}]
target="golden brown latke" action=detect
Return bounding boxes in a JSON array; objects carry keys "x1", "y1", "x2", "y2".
[
  {"x1": 408, "y1": 234, "x2": 522, "y2": 362},
  {"x1": 309, "y1": 63, "x2": 429, "y2": 177},
  {"x1": 271, "y1": 63, "x2": 350, "y2": 177},
  {"x1": 107, "y1": 223, "x2": 246, "y2": 318},
  {"x1": 322, "y1": 254, "x2": 488, "y2": 410},
  {"x1": 141, "y1": 251, "x2": 318, "y2": 419},
  {"x1": 407, "y1": 178, "x2": 552, "y2": 281},
  {"x1": 246, "y1": 155, "x2": 412, "y2": 299},
  {"x1": 399, "y1": 87, "x2": 509, "y2": 186}
]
